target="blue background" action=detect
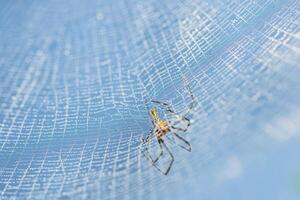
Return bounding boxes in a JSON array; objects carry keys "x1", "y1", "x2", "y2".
[{"x1": 0, "y1": 0, "x2": 300, "y2": 199}]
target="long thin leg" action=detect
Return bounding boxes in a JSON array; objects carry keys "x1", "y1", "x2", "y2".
[
  {"x1": 165, "y1": 133, "x2": 191, "y2": 152},
  {"x1": 142, "y1": 139, "x2": 171, "y2": 175},
  {"x1": 147, "y1": 94, "x2": 192, "y2": 120},
  {"x1": 141, "y1": 129, "x2": 158, "y2": 163},
  {"x1": 171, "y1": 132, "x2": 191, "y2": 152},
  {"x1": 150, "y1": 100, "x2": 178, "y2": 118},
  {"x1": 153, "y1": 140, "x2": 164, "y2": 163},
  {"x1": 143, "y1": 137, "x2": 164, "y2": 163},
  {"x1": 151, "y1": 79, "x2": 197, "y2": 118},
  {"x1": 170, "y1": 118, "x2": 190, "y2": 132},
  {"x1": 143, "y1": 145, "x2": 162, "y2": 165},
  {"x1": 141, "y1": 138, "x2": 156, "y2": 163},
  {"x1": 151, "y1": 100, "x2": 185, "y2": 121},
  {"x1": 160, "y1": 139, "x2": 174, "y2": 175},
  {"x1": 182, "y1": 80, "x2": 197, "y2": 117},
  {"x1": 142, "y1": 147, "x2": 153, "y2": 163},
  {"x1": 141, "y1": 135, "x2": 175, "y2": 175},
  {"x1": 151, "y1": 99, "x2": 192, "y2": 130}
]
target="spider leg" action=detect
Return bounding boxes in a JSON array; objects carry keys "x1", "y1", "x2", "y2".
[
  {"x1": 169, "y1": 115, "x2": 190, "y2": 132},
  {"x1": 150, "y1": 100, "x2": 178, "y2": 119},
  {"x1": 150, "y1": 100, "x2": 187, "y2": 130},
  {"x1": 142, "y1": 146, "x2": 153, "y2": 163},
  {"x1": 141, "y1": 137, "x2": 155, "y2": 163},
  {"x1": 151, "y1": 100, "x2": 183, "y2": 121},
  {"x1": 165, "y1": 84, "x2": 195, "y2": 131},
  {"x1": 170, "y1": 132, "x2": 191, "y2": 152},
  {"x1": 141, "y1": 128, "x2": 165, "y2": 164},
  {"x1": 170, "y1": 118, "x2": 190, "y2": 132},
  {"x1": 159, "y1": 139, "x2": 174, "y2": 175},
  {"x1": 150, "y1": 100, "x2": 170, "y2": 108},
  {"x1": 141, "y1": 129, "x2": 158, "y2": 163},
  {"x1": 142, "y1": 138, "x2": 170, "y2": 175},
  {"x1": 153, "y1": 139, "x2": 164, "y2": 163},
  {"x1": 182, "y1": 81, "x2": 197, "y2": 117},
  {"x1": 150, "y1": 78, "x2": 197, "y2": 121},
  {"x1": 151, "y1": 99, "x2": 192, "y2": 130},
  {"x1": 142, "y1": 139, "x2": 164, "y2": 164}
]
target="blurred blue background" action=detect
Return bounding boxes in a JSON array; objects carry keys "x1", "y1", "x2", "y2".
[{"x1": 0, "y1": 0, "x2": 300, "y2": 199}]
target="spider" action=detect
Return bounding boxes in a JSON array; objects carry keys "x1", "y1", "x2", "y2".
[{"x1": 141, "y1": 82, "x2": 196, "y2": 175}]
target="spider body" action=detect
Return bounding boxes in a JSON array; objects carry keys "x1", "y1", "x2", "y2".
[
  {"x1": 141, "y1": 80, "x2": 197, "y2": 175},
  {"x1": 150, "y1": 108, "x2": 170, "y2": 139}
]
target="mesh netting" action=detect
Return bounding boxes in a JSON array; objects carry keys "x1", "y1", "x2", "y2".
[{"x1": 0, "y1": 0, "x2": 300, "y2": 199}]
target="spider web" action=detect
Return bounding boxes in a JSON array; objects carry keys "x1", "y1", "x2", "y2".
[{"x1": 0, "y1": 0, "x2": 300, "y2": 199}]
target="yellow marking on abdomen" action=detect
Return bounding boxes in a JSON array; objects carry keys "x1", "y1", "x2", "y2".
[{"x1": 149, "y1": 108, "x2": 160, "y2": 124}]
